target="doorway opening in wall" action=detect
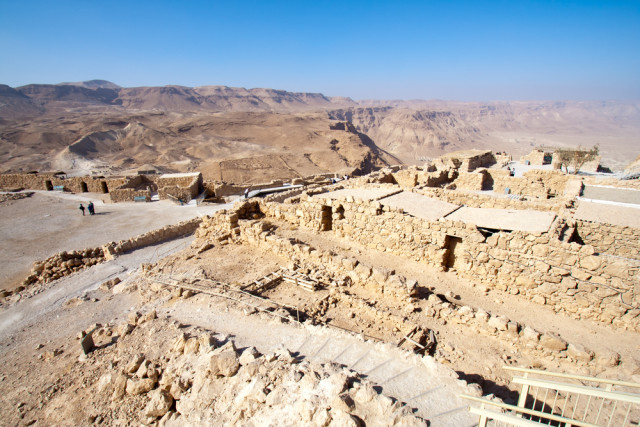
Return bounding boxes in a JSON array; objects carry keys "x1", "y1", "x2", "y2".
[
  {"x1": 443, "y1": 235, "x2": 463, "y2": 271},
  {"x1": 101, "y1": 181, "x2": 109, "y2": 193},
  {"x1": 321, "y1": 205, "x2": 332, "y2": 231},
  {"x1": 80, "y1": 182, "x2": 88, "y2": 192},
  {"x1": 45, "y1": 180, "x2": 53, "y2": 191}
]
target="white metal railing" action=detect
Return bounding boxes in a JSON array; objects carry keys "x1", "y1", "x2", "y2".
[{"x1": 462, "y1": 367, "x2": 640, "y2": 426}]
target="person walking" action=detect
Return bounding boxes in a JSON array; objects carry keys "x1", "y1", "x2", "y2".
[
  {"x1": 87, "y1": 202, "x2": 95, "y2": 215},
  {"x1": 79, "y1": 204, "x2": 85, "y2": 216}
]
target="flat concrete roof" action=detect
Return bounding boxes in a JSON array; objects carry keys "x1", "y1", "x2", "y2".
[
  {"x1": 314, "y1": 187, "x2": 401, "y2": 202},
  {"x1": 380, "y1": 192, "x2": 460, "y2": 221},
  {"x1": 445, "y1": 207, "x2": 557, "y2": 233},
  {"x1": 158, "y1": 172, "x2": 201, "y2": 178},
  {"x1": 573, "y1": 200, "x2": 640, "y2": 228},
  {"x1": 582, "y1": 185, "x2": 640, "y2": 205}
]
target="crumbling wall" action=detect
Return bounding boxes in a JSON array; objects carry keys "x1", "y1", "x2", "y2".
[
  {"x1": 102, "y1": 218, "x2": 202, "y2": 260},
  {"x1": 257, "y1": 192, "x2": 639, "y2": 330}
]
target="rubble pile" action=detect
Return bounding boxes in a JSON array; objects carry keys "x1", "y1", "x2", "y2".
[{"x1": 31, "y1": 313, "x2": 426, "y2": 426}]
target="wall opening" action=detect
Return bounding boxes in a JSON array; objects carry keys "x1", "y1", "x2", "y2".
[
  {"x1": 443, "y1": 235, "x2": 463, "y2": 271},
  {"x1": 101, "y1": 181, "x2": 109, "y2": 193},
  {"x1": 567, "y1": 228, "x2": 585, "y2": 245},
  {"x1": 80, "y1": 182, "x2": 88, "y2": 192},
  {"x1": 45, "y1": 180, "x2": 53, "y2": 191},
  {"x1": 320, "y1": 205, "x2": 332, "y2": 231},
  {"x1": 481, "y1": 173, "x2": 495, "y2": 191}
]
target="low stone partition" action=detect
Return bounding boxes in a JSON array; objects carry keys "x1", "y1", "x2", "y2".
[
  {"x1": 255, "y1": 191, "x2": 639, "y2": 331},
  {"x1": 102, "y1": 218, "x2": 202, "y2": 260}
]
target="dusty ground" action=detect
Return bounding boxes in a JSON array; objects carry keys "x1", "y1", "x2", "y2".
[{"x1": 0, "y1": 190, "x2": 230, "y2": 291}]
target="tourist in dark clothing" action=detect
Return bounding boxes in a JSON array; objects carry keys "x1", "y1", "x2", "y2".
[
  {"x1": 87, "y1": 202, "x2": 95, "y2": 215},
  {"x1": 79, "y1": 204, "x2": 85, "y2": 216}
]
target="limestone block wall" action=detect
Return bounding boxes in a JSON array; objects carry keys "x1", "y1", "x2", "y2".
[
  {"x1": 461, "y1": 151, "x2": 496, "y2": 172},
  {"x1": 258, "y1": 193, "x2": 639, "y2": 331},
  {"x1": 158, "y1": 176, "x2": 200, "y2": 202},
  {"x1": 453, "y1": 170, "x2": 486, "y2": 191},
  {"x1": 0, "y1": 173, "x2": 51, "y2": 190},
  {"x1": 156, "y1": 173, "x2": 203, "y2": 189},
  {"x1": 521, "y1": 150, "x2": 551, "y2": 165},
  {"x1": 575, "y1": 220, "x2": 640, "y2": 260},
  {"x1": 102, "y1": 218, "x2": 202, "y2": 259},
  {"x1": 0, "y1": 173, "x2": 119, "y2": 193},
  {"x1": 486, "y1": 169, "x2": 569, "y2": 199},
  {"x1": 109, "y1": 188, "x2": 152, "y2": 203}
]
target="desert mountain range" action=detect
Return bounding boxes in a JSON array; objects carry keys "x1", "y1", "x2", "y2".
[{"x1": 1, "y1": 80, "x2": 639, "y2": 181}]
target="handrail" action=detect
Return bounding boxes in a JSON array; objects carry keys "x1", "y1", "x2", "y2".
[
  {"x1": 511, "y1": 377, "x2": 640, "y2": 405},
  {"x1": 469, "y1": 406, "x2": 566, "y2": 427},
  {"x1": 461, "y1": 394, "x2": 598, "y2": 427},
  {"x1": 504, "y1": 366, "x2": 640, "y2": 389}
]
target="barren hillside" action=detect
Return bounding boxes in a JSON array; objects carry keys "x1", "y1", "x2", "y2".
[
  {"x1": 331, "y1": 101, "x2": 640, "y2": 170},
  {"x1": 0, "y1": 109, "x2": 396, "y2": 182},
  {"x1": 1, "y1": 81, "x2": 638, "y2": 177}
]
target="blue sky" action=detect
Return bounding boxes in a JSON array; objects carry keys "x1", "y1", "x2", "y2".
[{"x1": 1, "y1": 0, "x2": 638, "y2": 100}]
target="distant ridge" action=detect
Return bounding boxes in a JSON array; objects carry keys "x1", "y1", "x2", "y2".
[
  {"x1": 1, "y1": 81, "x2": 357, "y2": 116},
  {"x1": 57, "y1": 79, "x2": 122, "y2": 90}
]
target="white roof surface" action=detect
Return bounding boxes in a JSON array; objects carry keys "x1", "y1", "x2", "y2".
[
  {"x1": 445, "y1": 207, "x2": 556, "y2": 233},
  {"x1": 381, "y1": 192, "x2": 460, "y2": 220}
]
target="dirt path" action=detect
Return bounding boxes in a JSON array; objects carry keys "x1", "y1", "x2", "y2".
[{"x1": 0, "y1": 236, "x2": 193, "y2": 343}]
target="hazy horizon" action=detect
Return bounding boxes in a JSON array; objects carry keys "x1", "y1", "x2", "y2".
[{"x1": 1, "y1": 1, "x2": 638, "y2": 101}]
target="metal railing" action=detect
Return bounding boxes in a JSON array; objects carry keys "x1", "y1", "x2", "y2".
[{"x1": 462, "y1": 366, "x2": 640, "y2": 426}]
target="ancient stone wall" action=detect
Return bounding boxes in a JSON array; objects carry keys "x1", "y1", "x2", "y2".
[
  {"x1": 193, "y1": 206, "x2": 622, "y2": 367},
  {"x1": 102, "y1": 218, "x2": 202, "y2": 260},
  {"x1": 452, "y1": 170, "x2": 486, "y2": 191},
  {"x1": 0, "y1": 173, "x2": 120, "y2": 193},
  {"x1": 257, "y1": 193, "x2": 639, "y2": 331},
  {"x1": 158, "y1": 176, "x2": 200, "y2": 203},
  {"x1": 484, "y1": 169, "x2": 570, "y2": 199},
  {"x1": 109, "y1": 188, "x2": 152, "y2": 203},
  {"x1": 521, "y1": 150, "x2": 552, "y2": 165},
  {"x1": 155, "y1": 173, "x2": 202, "y2": 189},
  {"x1": 0, "y1": 173, "x2": 51, "y2": 190},
  {"x1": 574, "y1": 220, "x2": 640, "y2": 260}
]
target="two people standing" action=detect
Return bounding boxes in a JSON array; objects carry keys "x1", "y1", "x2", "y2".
[{"x1": 79, "y1": 202, "x2": 95, "y2": 216}]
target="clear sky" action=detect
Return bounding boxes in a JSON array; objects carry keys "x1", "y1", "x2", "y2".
[{"x1": 1, "y1": 0, "x2": 638, "y2": 101}]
